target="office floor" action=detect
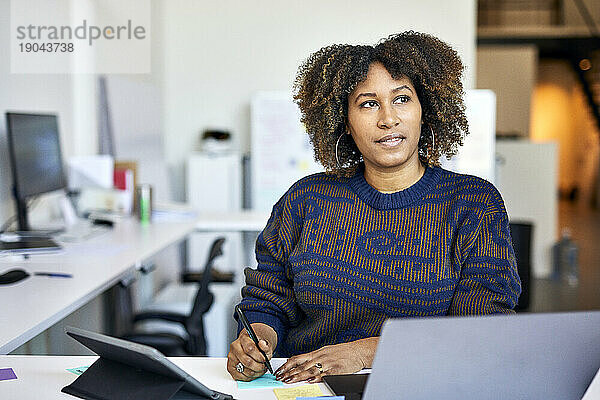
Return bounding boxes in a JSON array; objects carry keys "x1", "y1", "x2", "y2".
[{"x1": 528, "y1": 199, "x2": 600, "y2": 313}]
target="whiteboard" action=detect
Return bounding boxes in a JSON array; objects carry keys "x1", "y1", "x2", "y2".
[
  {"x1": 250, "y1": 92, "x2": 322, "y2": 211},
  {"x1": 250, "y1": 89, "x2": 496, "y2": 212},
  {"x1": 441, "y1": 89, "x2": 497, "y2": 183}
]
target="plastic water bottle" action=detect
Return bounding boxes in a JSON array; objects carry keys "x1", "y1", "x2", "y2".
[{"x1": 552, "y1": 228, "x2": 579, "y2": 286}]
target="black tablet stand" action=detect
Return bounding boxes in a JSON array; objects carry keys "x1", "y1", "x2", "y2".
[{"x1": 62, "y1": 357, "x2": 231, "y2": 400}]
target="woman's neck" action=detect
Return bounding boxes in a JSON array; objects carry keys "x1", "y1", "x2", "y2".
[{"x1": 363, "y1": 158, "x2": 425, "y2": 193}]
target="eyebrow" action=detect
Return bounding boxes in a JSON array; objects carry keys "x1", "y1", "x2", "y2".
[{"x1": 354, "y1": 85, "x2": 414, "y2": 103}]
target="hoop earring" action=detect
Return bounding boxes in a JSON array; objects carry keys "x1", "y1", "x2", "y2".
[
  {"x1": 429, "y1": 125, "x2": 435, "y2": 156},
  {"x1": 422, "y1": 125, "x2": 436, "y2": 161},
  {"x1": 335, "y1": 133, "x2": 344, "y2": 167}
]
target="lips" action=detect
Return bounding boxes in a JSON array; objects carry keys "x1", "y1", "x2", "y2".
[{"x1": 376, "y1": 133, "x2": 406, "y2": 143}]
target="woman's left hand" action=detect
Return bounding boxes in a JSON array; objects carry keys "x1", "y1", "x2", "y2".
[{"x1": 275, "y1": 337, "x2": 379, "y2": 383}]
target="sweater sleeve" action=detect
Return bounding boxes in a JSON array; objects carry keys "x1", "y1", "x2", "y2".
[
  {"x1": 448, "y1": 188, "x2": 522, "y2": 315},
  {"x1": 235, "y1": 186, "x2": 304, "y2": 351}
]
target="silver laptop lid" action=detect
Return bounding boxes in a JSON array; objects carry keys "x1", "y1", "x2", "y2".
[{"x1": 364, "y1": 312, "x2": 600, "y2": 400}]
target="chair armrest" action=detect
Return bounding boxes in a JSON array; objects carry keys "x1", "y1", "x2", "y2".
[
  {"x1": 133, "y1": 311, "x2": 187, "y2": 324},
  {"x1": 182, "y1": 270, "x2": 234, "y2": 283}
]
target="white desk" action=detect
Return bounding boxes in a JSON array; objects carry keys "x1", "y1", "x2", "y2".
[
  {"x1": 0, "y1": 217, "x2": 199, "y2": 354},
  {"x1": 0, "y1": 356, "x2": 334, "y2": 399},
  {"x1": 194, "y1": 211, "x2": 269, "y2": 233},
  {"x1": 0, "y1": 210, "x2": 269, "y2": 356},
  {"x1": 193, "y1": 210, "x2": 269, "y2": 272}
]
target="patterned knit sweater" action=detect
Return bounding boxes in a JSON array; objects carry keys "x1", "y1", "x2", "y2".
[{"x1": 238, "y1": 164, "x2": 521, "y2": 357}]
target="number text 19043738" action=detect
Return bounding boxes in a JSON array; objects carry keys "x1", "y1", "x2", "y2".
[{"x1": 19, "y1": 42, "x2": 74, "y2": 52}]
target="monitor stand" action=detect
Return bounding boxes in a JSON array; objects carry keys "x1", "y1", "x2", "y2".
[
  {"x1": 13, "y1": 191, "x2": 95, "y2": 240},
  {"x1": 14, "y1": 196, "x2": 31, "y2": 232}
]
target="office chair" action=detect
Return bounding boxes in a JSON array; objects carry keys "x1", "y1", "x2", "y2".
[
  {"x1": 122, "y1": 237, "x2": 226, "y2": 356},
  {"x1": 509, "y1": 222, "x2": 533, "y2": 311}
]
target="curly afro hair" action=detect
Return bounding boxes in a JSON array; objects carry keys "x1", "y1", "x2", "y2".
[{"x1": 293, "y1": 31, "x2": 469, "y2": 177}]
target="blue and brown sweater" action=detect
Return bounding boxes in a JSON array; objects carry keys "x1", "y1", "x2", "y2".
[{"x1": 237, "y1": 164, "x2": 521, "y2": 357}]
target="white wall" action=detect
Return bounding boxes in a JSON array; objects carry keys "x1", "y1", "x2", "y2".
[
  {"x1": 161, "y1": 0, "x2": 477, "y2": 200},
  {"x1": 477, "y1": 45, "x2": 538, "y2": 137}
]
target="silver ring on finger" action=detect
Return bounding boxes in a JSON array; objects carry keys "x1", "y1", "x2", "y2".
[
  {"x1": 314, "y1": 362, "x2": 324, "y2": 374},
  {"x1": 236, "y1": 362, "x2": 245, "y2": 373}
]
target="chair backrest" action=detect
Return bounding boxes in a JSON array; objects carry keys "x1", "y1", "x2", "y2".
[
  {"x1": 185, "y1": 237, "x2": 226, "y2": 353},
  {"x1": 110, "y1": 273, "x2": 137, "y2": 337},
  {"x1": 509, "y1": 222, "x2": 533, "y2": 310}
]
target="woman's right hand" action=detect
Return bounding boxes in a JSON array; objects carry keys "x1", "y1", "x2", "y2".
[{"x1": 227, "y1": 323, "x2": 277, "y2": 381}]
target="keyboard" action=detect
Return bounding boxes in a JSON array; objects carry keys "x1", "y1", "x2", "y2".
[{"x1": 55, "y1": 221, "x2": 109, "y2": 242}]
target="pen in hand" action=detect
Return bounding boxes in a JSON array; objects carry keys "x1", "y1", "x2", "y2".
[{"x1": 235, "y1": 305, "x2": 274, "y2": 374}]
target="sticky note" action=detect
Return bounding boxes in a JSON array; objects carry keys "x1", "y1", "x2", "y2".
[
  {"x1": 66, "y1": 366, "x2": 89, "y2": 376},
  {"x1": 0, "y1": 368, "x2": 17, "y2": 381},
  {"x1": 273, "y1": 384, "x2": 323, "y2": 400},
  {"x1": 237, "y1": 373, "x2": 284, "y2": 389}
]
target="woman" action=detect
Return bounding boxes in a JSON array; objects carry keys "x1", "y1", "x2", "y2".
[{"x1": 227, "y1": 31, "x2": 521, "y2": 384}]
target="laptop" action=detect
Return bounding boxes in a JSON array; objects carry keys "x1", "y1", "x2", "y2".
[{"x1": 327, "y1": 312, "x2": 600, "y2": 400}]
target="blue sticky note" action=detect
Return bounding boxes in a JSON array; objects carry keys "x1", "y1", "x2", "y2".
[
  {"x1": 237, "y1": 373, "x2": 284, "y2": 389},
  {"x1": 0, "y1": 368, "x2": 17, "y2": 381},
  {"x1": 66, "y1": 366, "x2": 89, "y2": 376},
  {"x1": 297, "y1": 397, "x2": 345, "y2": 400}
]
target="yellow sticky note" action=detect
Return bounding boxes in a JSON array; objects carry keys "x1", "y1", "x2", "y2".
[{"x1": 273, "y1": 384, "x2": 323, "y2": 400}]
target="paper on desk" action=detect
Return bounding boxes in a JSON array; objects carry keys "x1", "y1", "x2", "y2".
[
  {"x1": 273, "y1": 384, "x2": 322, "y2": 400},
  {"x1": 237, "y1": 373, "x2": 284, "y2": 389},
  {"x1": 270, "y1": 358, "x2": 287, "y2": 371},
  {"x1": 151, "y1": 203, "x2": 198, "y2": 222},
  {"x1": 0, "y1": 368, "x2": 17, "y2": 381},
  {"x1": 66, "y1": 366, "x2": 89, "y2": 376}
]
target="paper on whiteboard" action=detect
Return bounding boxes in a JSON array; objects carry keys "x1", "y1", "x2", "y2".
[{"x1": 251, "y1": 91, "x2": 322, "y2": 211}]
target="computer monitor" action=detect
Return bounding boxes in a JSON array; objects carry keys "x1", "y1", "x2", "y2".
[{"x1": 5, "y1": 112, "x2": 67, "y2": 231}]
